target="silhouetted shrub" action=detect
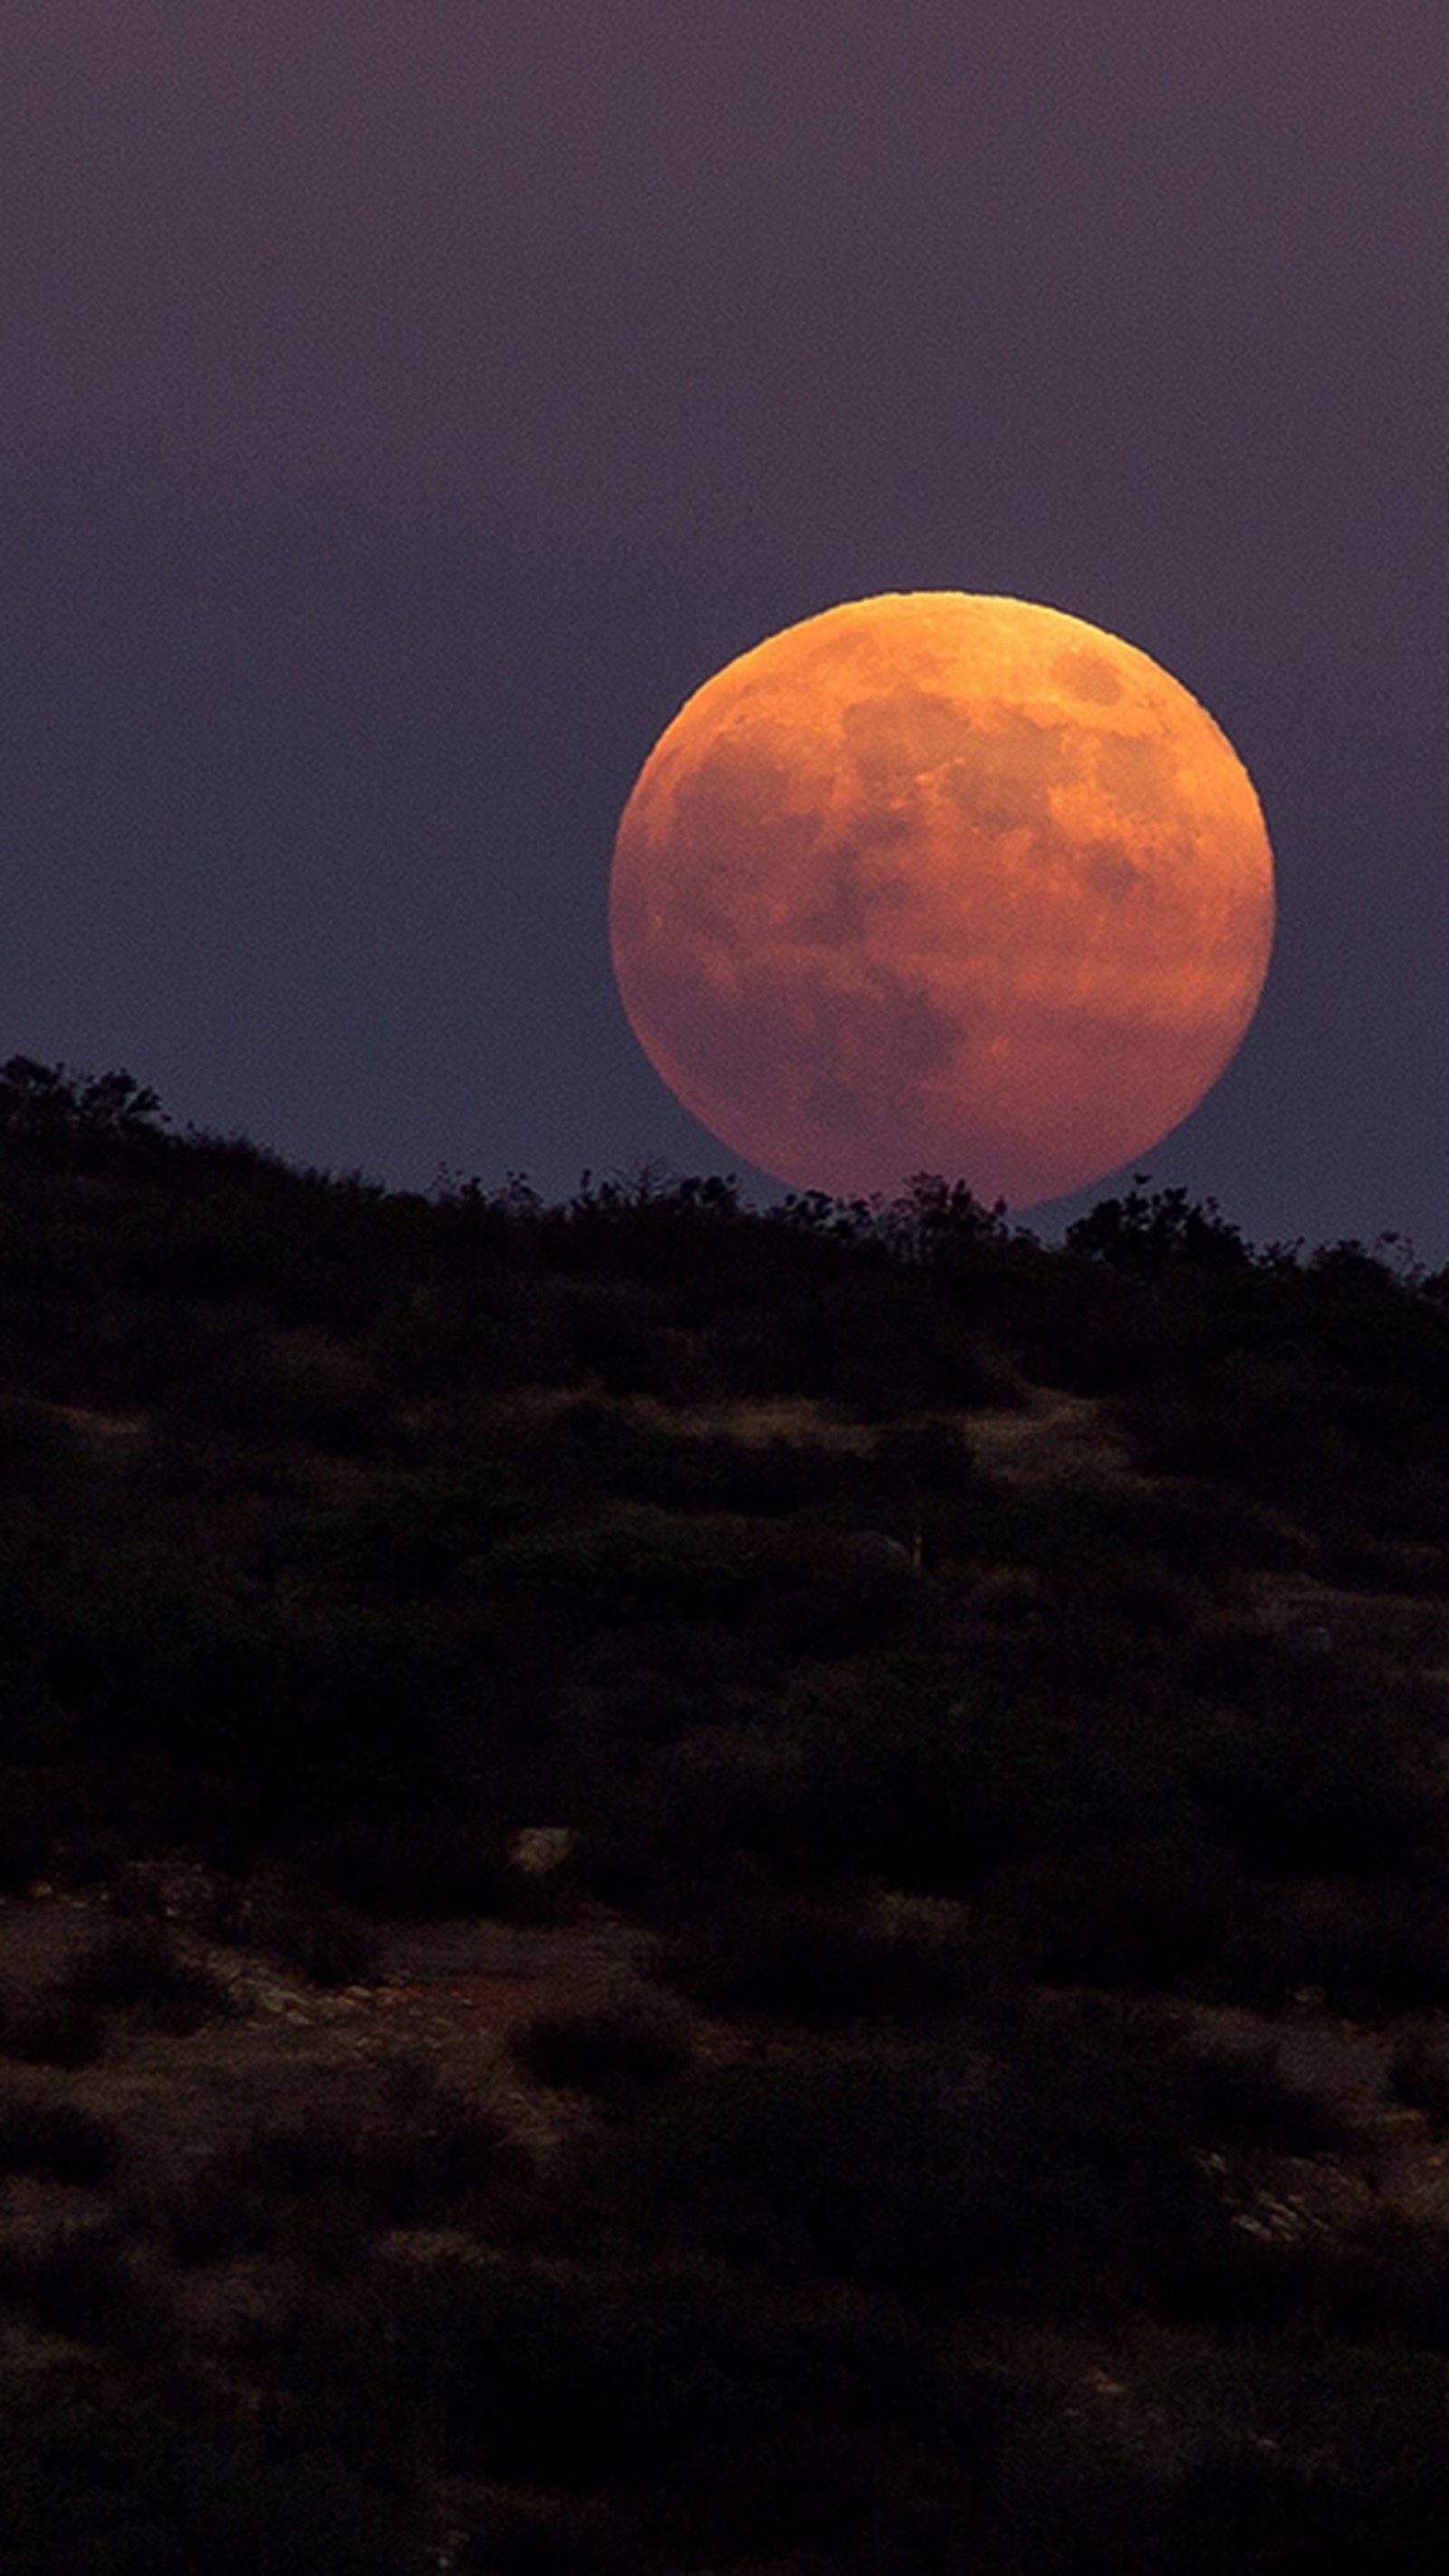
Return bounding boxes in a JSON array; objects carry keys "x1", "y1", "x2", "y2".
[
  {"x1": 0, "y1": 2219, "x2": 141, "y2": 2341},
  {"x1": 707, "y1": 1272, "x2": 993, "y2": 1415},
  {"x1": 486, "y1": 1508, "x2": 755, "y2": 1631},
  {"x1": 0, "y1": 1398, "x2": 78, "y2": 1496},
  {"x1": 456, "y1": 2494, "x2": 629, "y2": 2576},
  {"x1": 547, "y1": 1399, "x2": 878, "y2": 1521},
  {"x1": 1178, "y1": 2033, "x2": 1348, "y2": 2154},
  {"x1": 216, "y1": 1868, "x2": 379, "y2": 1988},
  {"x1": 513, "y1": 1995, "x2": 695, "y2": 2095},
  {"x1": 0, "y1": 2381, "x2": 412, "y2": 2576},
  {"x1": 605, "y1": 2023, "x2": 1222, "y2": 2312},
  {"x1": 602, "y1": 2052, "x2": 978, "y2": 2295},
  {"x1": 356, "y1": 2246, "x2": 948, "y2": 2539},
  {"x1": 584, "y1": 1720, "x2": 801, "y2": 1915},
  {"x1": 1067, "y1": 1183, "x2": 1252, "y2": 1279},
  {"x1": 557, "y1": 1282, "x2": 685, "y2": 1397},
  {"x1": 1181, "y1": 1615, "x2": 1285, "y2": 1705},
  {"x1": 984, "y1": 2003, "x2": 1244, "y2": 2303},
  {"x1": 0, "y1": 1058, "x2": 167, "y2": 1158},
  {"x1": 1320, "y1": 1521, "x2": 1449, "y2": 1590},
  {"x1": 109, "y1": 1852, "x2": 226, "y2": 1931},
  {"x1": 1185, "y1": 1693, "x2": 1430, "y2": 1875},
  {"x1": 1213, "y1": 1879, "x2": 1449, "y2": 2014},
  {"x1": 168, "y1": 1327, "x2": 385, "y2": 1454},
  {"x1": 162, "y1": 2145, "x2": 277, "y2": 2266},
  {"x1": 303, "y1": 1457, "x2": 534, "y2": 1600},
  {"x1": 0, "y1": 2085, "x2": 120, "y2": 2183},
  {"x1": 1158, "y1": 2440, "x2": 1449, "y2": 2576},
  {"x1": 165, "y1": 2071, "x2": 506, "y2": 2265},
  {"x1": 0, "y1": 1984, "x2": 102, "y2": 2067},
  {"x1": 987, "y1": 1835, "x2": 1245, "y2": 1990},
  {"x1": 305, "y1": 1811, "x2": 516, "y2": 1917},
  {"x1": 963, "y1": 1478, "x2": 1158, "y2": 1577},
  {"x1": 1389, "y1": 2031, "x2": 1449, "y2": 2128},
  {"x1": 65, "y1": 1922, "x2": 230, "y2": 2030},
  {"x1": 781, "y1": 1662, "x2": 1083, "y2": 1893},
  {"x1": 0, "y1": 1765, "x2": 58, "y2": 1891},
  {"x1": 1008, "y1": 2333, "x2": 1449, "y2": 2576},
  {"x1": 660, "y1": 1889, "x2": 1011, "y2": 2026}
]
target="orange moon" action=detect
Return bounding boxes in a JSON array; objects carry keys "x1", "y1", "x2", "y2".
[{"x1": 609, "y1": 593, "x2": 1275, "y2": 1207}]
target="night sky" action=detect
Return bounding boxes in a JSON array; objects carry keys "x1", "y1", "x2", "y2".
[{"x1": 2, "y1": 4, "x2": 1443, "y2": 1250}]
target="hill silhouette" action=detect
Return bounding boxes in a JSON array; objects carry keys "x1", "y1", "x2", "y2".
[{"x1": 1, "y1": 1058, "x2": 1449, "y2": 2571}]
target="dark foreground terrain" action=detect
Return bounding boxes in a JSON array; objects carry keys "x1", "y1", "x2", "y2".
[{"x1": 2, "y1": 1061, "x2": 1449, "y2": 2571}]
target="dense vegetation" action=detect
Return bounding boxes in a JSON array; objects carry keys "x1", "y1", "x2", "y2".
[{"x1": 2, "y1": 1058, "x2": 1449, "y2": 2570}]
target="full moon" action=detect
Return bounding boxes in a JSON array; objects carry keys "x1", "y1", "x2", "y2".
[{"x1": 609, "y1": 594, "x2": 1275, "y2": 1207}]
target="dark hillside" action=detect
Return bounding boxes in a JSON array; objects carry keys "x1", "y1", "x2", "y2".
[{"x1": 2, "y1": 1062, "x2": 1449, "y2": 2569}]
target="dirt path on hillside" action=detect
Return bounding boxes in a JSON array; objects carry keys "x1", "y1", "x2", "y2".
[
  {"x1": 0, "y1": 1892, "x2": 663, "y2": 2185},
  {"x1": 5, "y1": 1886, "x2": 1449, "y2": 2226},
  {"x1": 360, "y1": 1913, "x2": 658, "y2": 2041},
  {"x1": 0, "y1": 1892, "x2": 656, "y2": 2025}
]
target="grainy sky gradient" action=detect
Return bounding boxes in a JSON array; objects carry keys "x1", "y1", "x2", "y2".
[{"x1": 1, "y1": 3, "x2": 1443, "y2": 1246}]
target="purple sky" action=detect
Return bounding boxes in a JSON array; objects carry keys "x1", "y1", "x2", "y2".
[{"x1": 1, "y1": 2, "x2": 1443, "y2": 1248}]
